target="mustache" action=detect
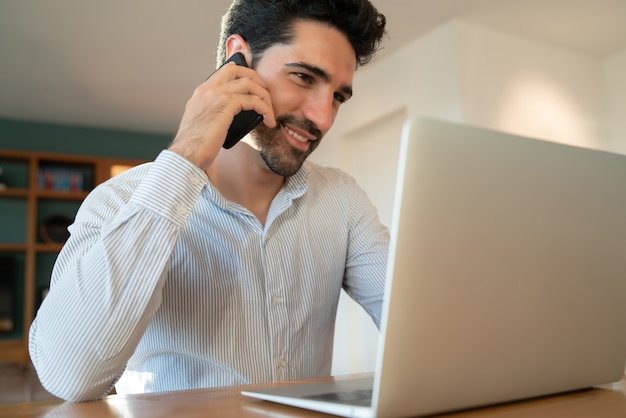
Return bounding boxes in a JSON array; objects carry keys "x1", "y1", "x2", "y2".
[{"x1": 275, "y1": 115, "x2": 322, "y2": 141}]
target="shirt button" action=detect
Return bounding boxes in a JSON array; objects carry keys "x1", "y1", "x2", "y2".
[
  {"x1": 175, "y1": 204, "x2": 187, "y2": 216},
  {"x1": 273, "y1": 295, "x2": 284, "y2": 305},
  {"x1": 191, "y1": 176, "x2": 203, "y2": 187},
  {"x1": 278, "y1": 360, "x2": 287, "y2": 369}
]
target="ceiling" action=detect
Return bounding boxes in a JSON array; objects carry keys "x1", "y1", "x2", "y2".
[{"x1": 1, "y1": 0, "x2": 625, "y2": 135}]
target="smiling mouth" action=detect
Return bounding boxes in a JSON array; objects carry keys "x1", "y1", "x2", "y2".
[{"x1": 283, "y1": 125, "x2": 311, "y2": 143}]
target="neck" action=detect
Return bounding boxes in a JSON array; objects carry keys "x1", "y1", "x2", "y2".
[{"x1": 206, "y1": 143, "x2": 284, "y2": 225}]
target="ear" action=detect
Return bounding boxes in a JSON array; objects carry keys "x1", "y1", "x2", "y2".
[{"x1": 225, "y1": 34, "x2": 253, "y2": 66}]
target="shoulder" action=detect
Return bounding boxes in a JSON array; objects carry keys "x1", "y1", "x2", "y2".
[
  {"x1": 302, "y1": 161, "x2": 361, "y2": 192},
  {"x1": 299, "y1": 161, "x2": 375, "y2": 217}
]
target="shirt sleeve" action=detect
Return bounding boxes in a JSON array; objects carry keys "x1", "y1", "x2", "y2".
[
  {"x1": 342, "y1": 174, "x2": 390, "y2": 329},
  {"x1": 28, "y1": 150, "x2": 207, "y2": 402}
]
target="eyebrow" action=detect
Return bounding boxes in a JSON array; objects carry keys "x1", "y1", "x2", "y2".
[{"x1": 285, "y1": 62, "x2": 353, "y2": 99}]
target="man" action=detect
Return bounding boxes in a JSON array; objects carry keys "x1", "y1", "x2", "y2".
[{"x1": 29, "y1": 0, "x2": 388, "y2": 402}]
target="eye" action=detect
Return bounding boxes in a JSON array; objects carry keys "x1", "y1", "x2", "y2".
[
  {"x1": 334, "y1": 92, "x2": 349, "y2": 104},
  {"x1": 293, "y1": 72, "x2": 314, "y2": 85}
]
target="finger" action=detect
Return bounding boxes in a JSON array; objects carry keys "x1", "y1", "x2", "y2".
[
  {"x1": 215, "y1": 61, "x2": 269, "y2": 91},
  {"x1": 214, "y1": 78, "x2": 275, "y2": 126},
  {"x1": 227, "y1": 93, "x2": 276, "y2": 128}
]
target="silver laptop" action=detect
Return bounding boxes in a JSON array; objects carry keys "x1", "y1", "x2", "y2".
[{"x1": 242, "y1": 117, "x2": 626, "y2": 417}]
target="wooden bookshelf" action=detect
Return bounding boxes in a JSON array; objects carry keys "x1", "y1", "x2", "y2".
[{"x1": 0, "y1": 149, "x2": 144, "y2": 364}]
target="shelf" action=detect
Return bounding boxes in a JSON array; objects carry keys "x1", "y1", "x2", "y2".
[
  {"x1": 35, "y1": 243, "x2": 65, "y2": 253},
  {"x1": 0, "y1": 188, "x2": 29, "y2": 198},
  {"x1": 36, "y1": 189, "x2": 89, "y2": 200},
  {"x1": 0, "y1": 148, "x2": 145, "y2": 364},
  {"x1": 0, "y1": 244, "x2": 28, "y2": 252},
  {"x1": 0, "y1": 339, "x2": 29, "y2": 364}
]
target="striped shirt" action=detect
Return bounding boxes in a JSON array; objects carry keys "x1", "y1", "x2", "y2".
[{"x1": 29, "y1": 150, "x2": 389, "y2": 402}]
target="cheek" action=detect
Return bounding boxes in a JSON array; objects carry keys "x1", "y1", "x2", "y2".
[{"x1": 267, "y1": 82, "x2": 304, "y2": 115}]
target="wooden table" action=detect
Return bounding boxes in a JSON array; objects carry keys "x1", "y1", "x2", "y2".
[{"x1": 2, "y1": 374, "x2": 626, "y2": 417}]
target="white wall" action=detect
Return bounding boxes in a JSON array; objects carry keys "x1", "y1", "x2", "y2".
[
  {"x1": 454, "y1": 21, "x2": 607, "y2": 150},
  {"x1": 311, "y1": 19, "x2": 623, "y2": 376},
  {"x1": 604, "y1": 47, "x2": 626, "y2": 154}
]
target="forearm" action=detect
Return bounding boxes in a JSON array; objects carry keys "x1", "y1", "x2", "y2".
[{"x1": 29, "y1": 151, "x2": 207, "y2": 401}]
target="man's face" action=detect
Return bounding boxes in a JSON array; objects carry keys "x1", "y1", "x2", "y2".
[{"x1": 248, "y1": 20, "x2": 357, "y2": 177}]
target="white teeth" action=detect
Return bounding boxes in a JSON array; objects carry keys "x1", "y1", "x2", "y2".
[{"x1": 285, "y1": 126, "x2": 308, "y2": 143}]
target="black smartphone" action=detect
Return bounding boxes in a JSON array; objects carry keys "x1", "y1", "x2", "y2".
[{"x1": 219, "y1": 52, "x2": 264, "y2": 149}]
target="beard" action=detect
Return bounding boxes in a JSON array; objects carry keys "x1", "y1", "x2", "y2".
[{"x1": 250, "y1": 115, "x2": 322, "y2": 177}]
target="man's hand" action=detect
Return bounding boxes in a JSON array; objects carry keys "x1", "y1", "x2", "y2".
[{"x1": 169, "y1": 61, "x2": 276, "y2": 172}]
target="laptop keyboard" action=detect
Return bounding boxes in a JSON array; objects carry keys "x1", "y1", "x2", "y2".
[{"x1": 304, "y1": 389, "x2": 373, "y2": 406}]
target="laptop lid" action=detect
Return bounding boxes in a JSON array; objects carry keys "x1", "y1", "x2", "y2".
[{"x1": 244, "y1": 117, "x2": 626, "y2": 417}]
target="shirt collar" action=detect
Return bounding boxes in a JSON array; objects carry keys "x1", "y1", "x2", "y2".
[
  {"x1": 205, "y1": 162, "x2": 310, "y2": 210},
  {"x1": 282, "y1": 162, "x2": 309, "y2": 200}
]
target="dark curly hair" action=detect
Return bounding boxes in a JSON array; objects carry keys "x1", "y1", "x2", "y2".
[{"x1": 217, "y1": 0, "x2": 386, "y2": 68}]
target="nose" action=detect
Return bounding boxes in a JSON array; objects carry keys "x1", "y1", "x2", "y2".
[{"x1": 301, "y1": 90, "x2": 335, "y2": 135}]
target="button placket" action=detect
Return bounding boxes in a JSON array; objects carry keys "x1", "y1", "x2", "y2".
[{"x1": 262, "y1": 232, "x2": 291, "y2": 381}]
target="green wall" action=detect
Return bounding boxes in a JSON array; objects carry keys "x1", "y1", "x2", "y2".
[{"x1": 0, "y1": 117, "x2": 172, "y2": 160}]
